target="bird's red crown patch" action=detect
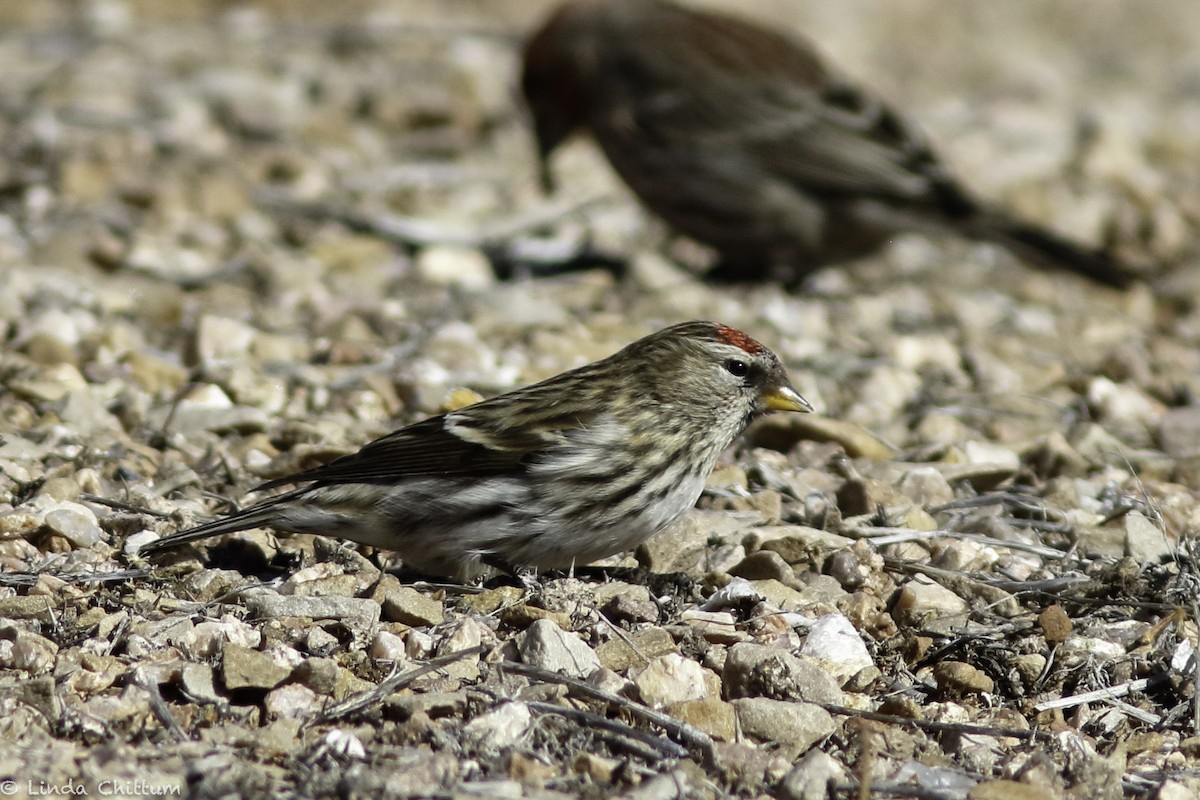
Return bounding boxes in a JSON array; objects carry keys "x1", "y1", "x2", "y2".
[{"x1": 715, "y1": 324, "x2": 766, "y2": 354}]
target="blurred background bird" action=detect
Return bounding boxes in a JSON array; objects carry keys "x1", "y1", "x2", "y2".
[{"x1": 521, "y1": 0, "x2": 1138, "y2": 288}]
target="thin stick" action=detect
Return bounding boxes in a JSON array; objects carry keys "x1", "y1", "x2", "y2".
[
  {"x1": 525, "y1": 700, "x2": 687, "y2": 760},
  {"x1": 1033, "y1": 676, "x2": 1162, "y2": 713},
  {"x1": 818, "y1": 703, "x2": 1052, "y2": 743},
  {"x1": 80, "y1": 494, "x2": 170, "y2": 518},
  {"x1": 313, "y1": 645, "x2": 486, "y2": 725},
  {"x1": 500, "y1": 661, "x2": 715, "y2": 761}
]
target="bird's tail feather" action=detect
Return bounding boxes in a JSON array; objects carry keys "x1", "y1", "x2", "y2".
[
  {"x1": 137, "y1": 496, "x2": 297, "y2": 555},
  {"x1": 970, "y1": 213, "x2": 1136, "y2": 289}
]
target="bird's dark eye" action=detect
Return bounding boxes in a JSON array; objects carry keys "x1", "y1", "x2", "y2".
[{"x1": 725, "y1": 359, "x2": 749, "y2": 378}]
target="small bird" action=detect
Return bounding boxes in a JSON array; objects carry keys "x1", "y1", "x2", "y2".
[
  {"x1": 521, "y1": 0, "x2": 1136, "y2": 288},
  {"x1": 139, "y1": 321, "x2": 811, "y2": 580}
]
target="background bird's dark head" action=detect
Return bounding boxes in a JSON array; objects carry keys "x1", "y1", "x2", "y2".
[{"x1": 520, "y1": 1, "x2": 603, "y2": 193}]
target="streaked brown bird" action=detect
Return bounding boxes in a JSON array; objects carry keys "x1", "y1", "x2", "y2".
[
  {"x1": 521, "y1": 0, "x2": 1136, "y2": 287},
  {"x1": 139, "y1": 321, "x2": 811, "y2": 580}
]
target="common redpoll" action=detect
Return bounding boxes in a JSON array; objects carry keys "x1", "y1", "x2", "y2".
[
  {"x1": 521, "y1": 0, "x2": 1136, "y2": 288},
  {"x1": 139, "y1": 321, "x2": 811, "y2": 580}
]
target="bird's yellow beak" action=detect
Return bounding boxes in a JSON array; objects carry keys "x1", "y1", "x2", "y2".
[{"x1": 764, "y1": 384, "x2": 814, "y2": 413}]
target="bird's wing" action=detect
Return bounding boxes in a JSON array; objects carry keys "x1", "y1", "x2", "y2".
[
  {"x1": 607, "y1": 4, "x2": 967, "y2": 207},
  {"x1": 254, "y1": 411, "x2": 556, "y2": 490}
]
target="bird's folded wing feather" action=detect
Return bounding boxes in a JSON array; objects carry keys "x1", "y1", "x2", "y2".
[{"x1": 254, "y1": 412, "x2": 558, "y2": 490}]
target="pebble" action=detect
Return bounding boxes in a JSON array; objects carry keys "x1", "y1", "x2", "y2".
[
  {"x1": 798, "y1": 613, "x2": 875, "y2": 685},
  {"x1": 892, "y1": 576, "x2": 969, "y2": 626},
  {"x1": 1125, "y1": 511, "x2": 1173, "y2": 563},
  {"x1": 1038, "y1": 605, "x2": 1073, "y2": 644},
  {"x1": 463, "y1": 701, "x2": 532, "y2": 748},
  {"x1": 934, "y1": 661, "x2": 996, "y2": 695},
  {"x1": 1158, "y1": 406, "x2": 1200, "y2": 458},
  {"x1": 596, "y1": 627, "x2": 678, "y2": 673},
  {"x1": 679, "y1": 609, "x2": 744, "y2": 644},
  {"x1": 415, "y1": 245, "x2": 494, "y2": 289},
  {"x1": 243, "y1": 594, "x2": 381, "y2": 626},
  {"x1": 370, "y1": 629, "x2": 408, "y2": 662},
  {"x1": 180, "y1": 663, "x2": 223, "y2": 706},
  {"x1": 222, "y1": 643, "x2": 290, "y2": 691},
  {"x1": 516, "y1": 618, "x2": 601, "y2": 679},
  {"x1": 968, "y1": 780, "x2": 1058, "y2": 800},
  {"x1": 632, "y1": 653, "x2": 713, "y2": 708},
  {"x1": 668, "y1": 696, "x2": 736, "y2": 741},
  {"x1": 40, "y1": 501, "x2": 103, "y2": 547},
  {"x1": 380, "y1": 586, "x2": 445, "y2": 627},
  {"x1": 732, "y1": 698, "x2": 836, "y2": 759},
  {"x1": 0, "y1": 627, "x2": 59, "y2": 674},
  {"x1": 779, "y1": 749, "x2": 849, "y2": 800},
  {"x1": 724, "y1": 643, "x2": 844, "y2": 704},
  {"x1": 264, "y1": 683, "x2": 320, "y2": 720}
]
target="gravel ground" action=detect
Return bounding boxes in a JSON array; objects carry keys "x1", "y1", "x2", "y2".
[{"x1": 2, "y1": 1, "x2": 1200, "y2": 798}]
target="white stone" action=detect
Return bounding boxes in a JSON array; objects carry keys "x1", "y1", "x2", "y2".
[
  {"x1": 516, "y1": 618, "x2": 601, "y2": 679},
  {"x1": 633, "y1": 653, "x2": 710, "y2": 709},
  {"x1": 799, "y1": 613, "x2": 874, "y2": 685},
  {"x1": 415, "y1": 245, "x2": 494, "y2": 289},
  {"x1": 41, "y1": 501, "x2": 103, "y2": 547},
  {"x1": 463, "y1": 701, "x2": 532, "y2": 749}
]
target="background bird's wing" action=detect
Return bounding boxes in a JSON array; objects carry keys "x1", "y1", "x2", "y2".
[{"x1": 606, "y1": 3, "x2": 967, "y2": 207}]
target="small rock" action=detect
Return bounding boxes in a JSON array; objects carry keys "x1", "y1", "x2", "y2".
[
  {"x1": 459, "y1": 585, "x2": 524, "y2": 615},
  {"x1": 780, "y1": 749, "x2": 849, "y2": 800},
  {"x1": 732, "y1": 698, "x2": 836, "y2": 758},
  {"x1": 180, "y1": 616, "x2": 262, "y2": 658},
  {"x1": 305, "y1": 626, "x2": 342, "y2": 656},
  {"x1": 724, "y1": 643, "x2": 844, "y2": 704},
  {"x1": 370, "y1": 629, "x2": 408, "y2": 662},
  {"x1": 291, "y1": 657, "x2": 340, "y2": 695},
  {"x1": 892, "y1": 576, "x2": 969, "y2": 626},
  {"x1": 753, "y1": 577, "x2": 818, "y2": 610},
  {"x1": 596, "y1": 627, "x2": 678, "y2": 672},
  {"x1": 244, "y1": 593, "x2": 380, "y2": 625},
  {"x1": 1159, "y1": 406, "x2": 1200, "y2": 458},
  {"x1": 729, "y1": 550, "x2": 799, "y2": 586},
  {"x1": 41, "y1": 501, "x2": 103, "y2": 547},
  {"x1": 599, "y1": 590, "x2": 660, "y2": 624},
  {"x1": 799, "y1": 613, "x2": 874, "y2": 685},
  {"x1": 632, "y1": 653, "x2": 711, "y2": 708},
  {"x1": 1038, "y1": 605, "x2": 1072, "y2": 644},
  {"x1": 463, "y1": 701, "x2": 532, "y2": 748},
  {"x1": 1125, "y1": 511, "x2": 1172, "y2": 564},
  {"x1": 668, "y1": 696, "x2": 736, "y2": 741},
  {"x1": 1154, "y1": 782, "x2": 1200, "y2": 800},
  {"x1": 381, "y1": 586, "x2": 445, "y2": 627},
  {"x1": 638, "y1": 511, "x2": 757, "y2": 573},
  {"x1": 680, "y1": 609, "x2": 744, "y2": 644},
  {"x1": 896, "y1": 466, "x2": 955, "y2": 508},
  {"x1": 498, "y1": 603, "x2": 573, "y2": 631},
  {"x1": 516, "y1": 618, "x2": 601, "y2": 679},
  {"x1": 264, "y1": 683, "x2": 320, "y2": 720},
  {"x1": 320, "y1": 729, "x2": 366, "y2": 760},
  {"x1": 573, "y1": 753, "x2": 620, "y2": 784},
  {"x1": 180, "y1": 663, "x2": 223, "y2": 706},
  {"x1": 222, "y1": 643, "x2": 290, "y2": 691},
  {"x1": 0, "y1": 596, "x2": 55, "y2": 621},
  {"x1": 415, "y1": 244, "x2": 494, "y2": 289},
  {"x1": 934, "y1": 661, "x2": 995, "y2": 695},
  {"x1": 968, "y1": 779, "x2": 1058, "y2": 800},
  {"x1": 0, "y1": 627, "x2": 59, "y2": 674},
  {"x1": 1087, "y1": 376, "x2": 1163, "y2": 429},
  {"x1": 1012, "y1": 654, "x2": 1047, "y2": 687}
]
